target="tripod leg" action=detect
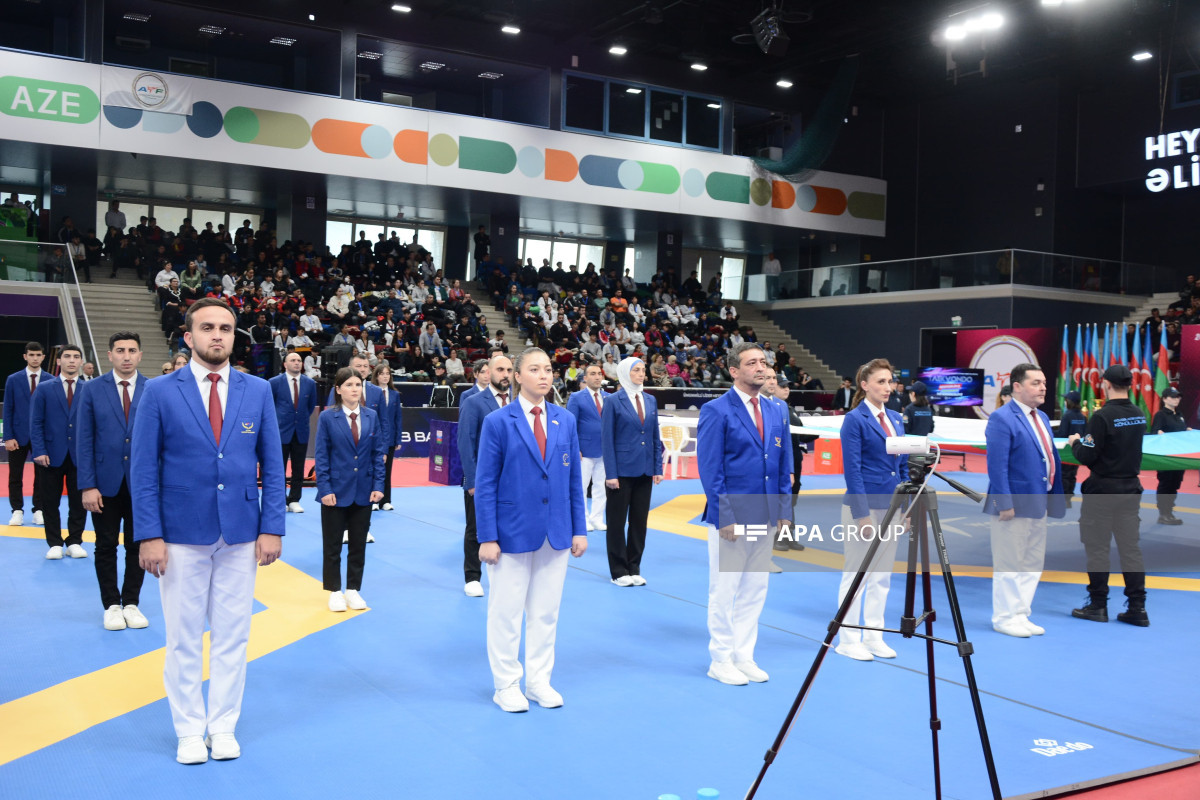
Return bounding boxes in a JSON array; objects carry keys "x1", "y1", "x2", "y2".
[
  {"x1": 901, "y1": 499, "x2": 920, "y2": 636},
  {"x1": 918, "y1": 504, "x2": 943, "y2": 800}
]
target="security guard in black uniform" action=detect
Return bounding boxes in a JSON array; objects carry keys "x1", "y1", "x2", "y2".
[
  {"x1": 901, "y1": 381, "x2": 935, "y2": 436},
  {"x1": 1067, "y1": 365, "x2": 1149, "y2": 627},
  {"x1": 1058, "y1": 390, "x2": 1088, "y2": 507},
  {"x1": 767, "y1": 370, "x2": 808, "y2": 554},
  {"x1": 1150, "y1": 386, "x2": 1189, "y2": 525}
]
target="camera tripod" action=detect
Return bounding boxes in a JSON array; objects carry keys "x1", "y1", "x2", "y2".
[{"x1": 744, "y1": 455, "x2": 1003, "y2": 800}]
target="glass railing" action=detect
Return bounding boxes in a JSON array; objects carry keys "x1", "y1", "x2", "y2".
[
  {"x1": 743, "y1": 249, "x2": 1185, "y2": 302},
  {"x1": 0, "y1": 239, "x2": 101, "y2": 367}
]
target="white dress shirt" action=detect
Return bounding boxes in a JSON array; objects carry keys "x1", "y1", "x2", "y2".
[
  {"x1": 863, "y1": 398, "x2": 895, "y2": 437},
  {"x1": 731, "y1": 385, "x2": 766, "y2": 431},
  {"x1": 59, "y1": 373, "x2": 79, "y2": 399},
  {"x1": 517, "y1": 393, "x2": 548, "y2": 439},
  {"x1": 188, "y1": 359, "x2": 230, "y2": 416},
  {"x1": 341, "y1": 403, "x2": 362, "y2": 431},
  {"x1": 1013, "y1": 398, "x2": 1053, "y2": 481},
  {"x1": 113, "y1": 371, "x2": 139, "y2": 405}
]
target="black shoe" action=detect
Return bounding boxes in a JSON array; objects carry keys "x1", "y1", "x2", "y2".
[
  {"x1": 788, "y1": 540, "x2": 806, "y2": 551},
  {"x1": 1071, "y1": 601, "x2": 1108, "y2": 623},
  {"x1": 1117, "y1": 601, "x2": 1150, "y2": 627},
  {"x1": 1159, "y1": 514, "x2": 1183, "y2": 526}
]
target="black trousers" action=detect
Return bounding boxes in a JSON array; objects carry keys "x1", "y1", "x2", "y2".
[
  {"x1": 1060, "y1": 463, "x2": 1079, "y2": 496},
  {"x1": 282, "y1": 435, "x2": 307, "y2": 504},
  {"x1": 381, "y1": 451, "x2": 394, "y2": 505},
  {"x1": 606, "y1": 474, "x2": 653, "y2": 578},
  {"x1": 1156, "y1": 470, "x2": 1184, "y2": 514},
  {"x1": 321, "y1": 503, "x2": 371, "y2": 591},
  {"x1": 92, "y1": 479, "x2": 145, "y2": 609},
  {"x1": 1079, "y1": 490, "x2": 1145, "y2": 600},
  {"x1": 463, "y1": 489, "x2": 481, "y2": 583},
  {"x1": 7, "y1": 443, "x2": 42, "y2": 513},
  {"x1": 37, "y1": 455, "x2": 85, "y2": 546}
]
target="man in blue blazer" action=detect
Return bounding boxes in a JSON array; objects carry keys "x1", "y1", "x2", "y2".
[
  {"x1": 457, "y1": 353, "x2": 513, "y2": 597},
  {"x1": 475, "y1": 347, "x2": 587, "y2": 712},
  {"x1": 30, "y1": 344, "x2": 86, "y2": 559},
  {"x1": 566, "y1": 363, "x2": 609, "y2": 530},
  {"x1": 270, "y1": 351, "x2": 319, "y2": 514},
  {"x1": 983, "y1": 363, "x2": 1065, "y2": 638},
  {"x1": 697, "y1": 343, "x2": 793, "y2": 685},
  {"x1": 78, "y1": 332, "x2": 148, "y2": 631},
  {"x1": 3, "y1": 341, "x2": 47, "y2": 527},
  {"x1": 131, "y1": 299, "x2": 286, "y2": 765}
]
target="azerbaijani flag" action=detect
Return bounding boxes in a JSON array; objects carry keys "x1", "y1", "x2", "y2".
[
  {"x1": 1109, "y1": 323, "x2": 1120, "y2": 366},
  {"x1": 1101, "y1": 323, "x2": 1112, "y2": 374},
  {"x1": 1072, "y1": 324, "x2": 1084, "y2": 393},
  {"x1": 1057, "y1": 325, "x2": 1070, "y2": 407},
  {"x1": 1156, "y1": 322, "x2": 1171, "y2": 398},
  {"x1": 1143, "y1": 323, "x2": 1159, "y2": 424},
  {"x1": 1130, "y1": 323, "x2": 1147, "y2": 417},
  {"x1": 1087, "y1": 324, "x2": 1102, "y2": 409}
]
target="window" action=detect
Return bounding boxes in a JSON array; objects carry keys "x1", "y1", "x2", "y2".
[
  {"x1": 551, "y1": 240, "x2": 579, "y2": 270},
  {"x1": 152, "y1": 205, "x2": 188, "y2": 237},
  {"x1": 520, "y1": 238, "x2": 552, "y2": 269},
  {"x1": 416, "y1": 229, "x2": 444, "y2": 270},
  {"x1": 562, "y1": 72, "x2": 723, "y2": 152},
  {"x1": 686, "y1": 98, "x2": 722, "y2": 150},
  {"x1": 355, "y1": 223, "x2": 386, "y2": 250},
  {"x1": 722, "y1": 256, "x2": 745, "y2": 301},
  {"x1": 326, "y1": 221, "x2": 353, "y2": 252},
  {"x1": 608, "y1": 83, "x2": 646, "y2": 138},
  {"x1": 191, "y1": 208, "x2": 227, "y2": 238},
  {"x1": 563, "y1": 75, "x2": 605, "y2": 132},
  {"x1": 579, "y1": 243, "x2": 605, "y2": 272},
  {"x1": 649, "y1": 90, "x2": 684, "y2": 144}
]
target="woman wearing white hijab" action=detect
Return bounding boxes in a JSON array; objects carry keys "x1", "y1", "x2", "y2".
[{"x1": 600, "y1": 356, "x2": 664, "y2": 586}]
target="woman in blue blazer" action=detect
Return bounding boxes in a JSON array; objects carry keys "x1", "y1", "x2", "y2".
[
  {"x1": 836, "y1": 358, "x2": 908, "y2": 662},
  {"x1": 370, "y1": 363, "x2": 402, "y2": 511},
  {"x1": 601, "y1": 356, "x2": 664, "y2": 586},
  {"x1": 315, "y1": 368, "x2": 386, "y2": 612}
]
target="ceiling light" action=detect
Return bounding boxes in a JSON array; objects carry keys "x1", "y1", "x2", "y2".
[
  {"x1": 625, "y1": 87, "x2": 643, "y2": 94},
  {"x1": 270, "y1": 36, "x2": 297, "y2": 46},
  {"x1": 1132, "y1": 51, "x2": 1153, "y2": 61},
  {"x1": 308, "y1": 14, "x2": 315, "y2": 21},
  {"x1": 944, "y1": 25, "x2": 967, "y2": 41},
  {"x1": 420, "y1": 61, "x2": 445, "y2": 70},
  {"x1": 609, "y1": 45, "x2": 627, "y2": 55},
  {"x1": 706, "y1": 102, "x2": 721, "y2": 109},
  {"x1": 1041, "y1": 0, "x2": 1063, "y2": 5},
  {"x1": 479, "y1": 71, "x2": 504, "y2": 79},
  {"x1": 199, "y1": 25, "x2": 226, "y2": 35},
  {"x1": 776, "y1": 79, "x2": 793, "y2": 88},
  {"x1": 501, "y1": 25, "x2": 520, "y2": 34},
  {"x1": 691, "y1": 62, "x2": 708, "y2": 71},
  {"x1": 391, "y1": 4, "x2": 412, "y2": 11},
  {"x1": 357, "y1": 51, "x2": 382, "y2": 60},
  {"x1": 123, "y1": 12, "x2": 150, "y2": 22}
]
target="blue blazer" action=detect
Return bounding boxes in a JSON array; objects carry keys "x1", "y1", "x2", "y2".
[
  {"x1": 566, "y1": 388, "x2": 609, "y2": 458},
  {"x1": 30, "y1": 376, "x2": 80, "y2": 468},
  {"x1": 460, "y1": 384, "x2": 482, "y2": 405},
  {"x1": 327, "y1": 382, "x2": 390, "y2": 445},
  {"x1": 841, "y1": 401, "x2": 908, "y2": 519},
  {"x1": 269, "y1": 373, "x2": 319, "y2": 444},
  {"x1": 983, "y1": 400, "x2": 1065, "y2": 519},
  {"x1": 3, "y1": 369, "x2": 41, "y2": 446},
  {"x1": 383, "y1": 389, "x2": 403, "y2": 451},
  {"x1": 76, "y1": 372, "x2": 145, "y2": 496},
  {"x1": 697, "y1": 388, "x2": 793, "y2": 527},
  {"x1": 601, "y1": 389, "x2": 664, "y2": 478},
  {"x1": 314, "y1": 406, "x2": 386, "y2": 506},
  {"x1": 131, "y1": 368, "x2": 286, "y2": 545},
  {"x1": 458, "y1": 389, "x2": 503, "y2": 490},
  {"x1": 474, "y1": 400, "x2": 585, "y2": 552}
]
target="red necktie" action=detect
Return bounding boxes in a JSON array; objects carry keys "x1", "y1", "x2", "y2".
[
  {"x1": 750, "y1": 396, "x2": 764, "y2": 440},
  {"x1": 120, "y1": 380, "x2": 131, "y2": 422},
  {"x1": 350, "y1": 412, "x2": 359, "y2": 445},
  {"x1": 635, "y1": 393, "x2": 645, "y2": 424},
  {"x1": 531, "y1": 406, "x2": 546, "y2": 459},
  {"x1": 877, "y1": 411, "x2": 891, "y2": 437},
  {"x1": 30, "y1": 373, "x2": 37, "y2": 394},
  {"x1": 1031, "y1": 410, "x2": 1055, "y2": 486},
  {"x1": 207, "y1": 373, "x2": 222, "y2": 444},
  {"x1": 64, "y1": 379, "x2": 74, "y2": 408},
  {"x1": 594, "y1": 391, "x2": 603, "y2": 416},
  {"x1": 292, "y1": 377, "x2": 299, "y2": 408},
  {"x1": 499, "y1": 392, "x2": 508, "y2": 406}
]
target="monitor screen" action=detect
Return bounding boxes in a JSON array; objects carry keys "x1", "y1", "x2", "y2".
[{"x1": 917, "y1": 367, "x2": 984, "y2": 406}]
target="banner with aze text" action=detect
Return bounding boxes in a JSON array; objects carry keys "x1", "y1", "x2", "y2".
[{"x1": 954, "y1": 328, "x2": 1057, "y2": 419}]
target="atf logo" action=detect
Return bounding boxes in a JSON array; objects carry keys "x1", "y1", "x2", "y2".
[
  {"x1": 1031, "y1": 739, "x2": 1094, "y2": 757},
  {"x1": 132, "y1": 72, "x2": 168, "y2": 108}
]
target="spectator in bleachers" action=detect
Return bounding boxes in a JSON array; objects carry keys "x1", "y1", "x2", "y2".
[
  {"x1": 419, "y1": 321, "x2": 445, "y2": 362},
  {"x1": 354, "y1": 330, "x2": 378, "y2": 367}
]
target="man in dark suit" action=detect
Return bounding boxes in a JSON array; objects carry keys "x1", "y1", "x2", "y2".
[
  {"x1": 271, "y1": 351, "x2": 319, "y2": 514},
  {"x1": 3, "y1": 341, "x2": 47, "y2": 527},
  {"x1": 132, "y1": 298, "x2": 286, "y2": 765},
  {"x1": 78, "y1": 332, "x2": 148, "y2": 631},
  {"x1": 457, "y1": 352, "x2": 513, "y2": 597},
  {"x1": 832, "y1": 376, "x2": 854, "y2": 413},
  {"x1": 566, "y1": 363, "x2": 609, "y2": 531},
  {"x1": 30, "y1": 344, "x2": 86, "y2": 559}
]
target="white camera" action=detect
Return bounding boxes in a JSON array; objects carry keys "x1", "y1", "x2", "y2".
[{"x1": 886, "y1": 436, "x2": 931, "y2": 456}]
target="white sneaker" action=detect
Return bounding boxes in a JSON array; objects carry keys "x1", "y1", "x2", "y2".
[
  {"x1": 707, "y1": 661, "x2": 749, "y2": 685},
  {"x1": 7, "y1": 510, "x2": 22, "y2": 526},
  {"x1": 366, "y1": 532, "x2": 375, "y2": 543},
  {"x1": 629, "y1": 575, "x2": 647, "y2": 586},
  {"x1": 371, "y1": 503, "x2": 379, "y2": 511},
  {"x1": 993, "y1": 620, "x2": 1032, "y2": 638},
  {"x1": 103, "y1": 605, "x2": 127, "y2": 631},
  {"x1": 176, "y1": 735, "x2": 208, "y2": 764},
  {"x1": 767, "y1": 560, "x2": 783, "y2": 573},
  {"x1": 1021, "y1": 619, "x2": 1046, "y2": 636},
  {"x1": 45, "y1": 546, "x2": 63, "y2": 560},
  {"x1": 287, "y1": 502, "x2": 304, "y2": 513},
  {"x1": 464, "y1": 580, "x2": 485, "y2": 597},
  {"x1": 381, "y1": 503, "x2": 394, "y2": 511},
  {"x1": 586, "y1": 522, "x2": 595, "y2": 532},
  {"x1": 328, "y1": 591, "x2": 347, "y2": 612},
  {"x1": 733, "y1": 660, "x2": 769, "y2": 682},
  {"x1": 342, "y1": 530, "x2": 349, "y2": 544},
  {"x1": 834, "y1": 642, "x2": 875, "y2": 661},
  {"x1": 32, "y1": 510, "x2": 44, "y2": 526},
  {"x1": 123, "y1": 605, "x2": 149, "y2": 629},
  {"x1": 611, "y1": 575, "x2": 634, "y2": 587},
  {"x1": 590, "y1": 522, "x2": 605, "y2": 532},
  {"x1": 205, "y1": 733, "x2": 240, "y2": 760},
  {"x1": 344, "y1": 589, "x2": 367, "y2": 610},
  {"x1": 66, "y1": 544, "x2": 87, "y2": 558},
  {"x1": 493, "y1": 685, "x2": 529, "y2": 712},
  {"x1": 864, "y1": 640, "x2": 897, "y2": 659},
  {"x1": 525, "y1": 684, "x2": 564, "y2": 708}
]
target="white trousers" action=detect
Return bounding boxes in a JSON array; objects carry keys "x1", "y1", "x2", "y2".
[
  {"x1": 990, "y1": 516, "x2": 1047, "y2": 626},
  {"x1": 485, "y1": 538, "x2": 570, "y2": 691},
  {"x1": 580, "y1": 455, "x2": 607, "y2": 527},
  {"x1": 159, "y1": 536, "x2": 257, "y2": 737},
  {"x1": 707, "y1": 524, "x2": 771, "y2": 664},
  {"x1": 836, "y1": 505, "x2": 901, "y2": 646}
]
